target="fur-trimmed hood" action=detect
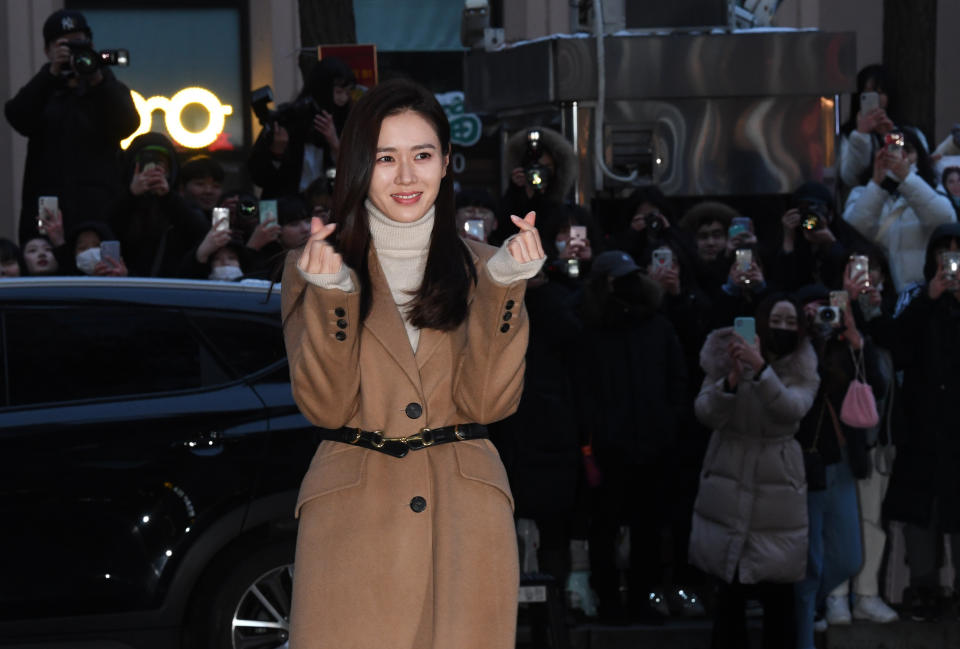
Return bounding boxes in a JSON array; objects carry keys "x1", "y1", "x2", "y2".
[
  {"x1": 505, "y1": 127, "x2": 577, "y2": 203},
  {"x1": 699, "y1": 326, "x2": 818, "y2": 382}
]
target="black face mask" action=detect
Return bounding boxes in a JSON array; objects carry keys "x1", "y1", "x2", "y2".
[{"x1": 766, "y1": 329, "x2": 799, "y2": 356}]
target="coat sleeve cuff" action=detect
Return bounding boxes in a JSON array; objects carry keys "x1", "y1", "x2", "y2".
[
  {"x1": 298, "y1": 263, "x2": 356, "y2": 293},
  {"x1": 486, "y1": 235, "x2": 545, "y2": 286}
]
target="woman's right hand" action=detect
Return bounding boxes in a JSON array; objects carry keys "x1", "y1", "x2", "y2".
[
  {"x1": 297, "y1": 217, "x2": 342, "y2": 274},
  {"x1": 928, "y1": 260, "x2": 960, "y2": 300},
  {"x1": 196, "y1": 227, "x2": 233, "y2": 264},
  {"x1": 246, "y1": 217, "x2": 281, "y2": 251},
  {"x1": 857, "y1": 108, "x2": 893, "y2": 133}
]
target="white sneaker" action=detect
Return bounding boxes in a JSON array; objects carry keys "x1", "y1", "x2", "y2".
[
  {"x1": 853, "y1": 594, "x2": 899, "y2": 623},
  {"x1": 825, "y1": 594, "x2": 852, "y2": 625}
]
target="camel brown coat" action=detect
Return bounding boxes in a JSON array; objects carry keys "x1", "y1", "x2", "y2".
[{"x1": 281, "y1": 240, "x2": 526, "y2": 649}]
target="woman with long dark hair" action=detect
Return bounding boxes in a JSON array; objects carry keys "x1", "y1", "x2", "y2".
[{"x1": 281, "y1": 79, "x2": 545, "y2": 648}]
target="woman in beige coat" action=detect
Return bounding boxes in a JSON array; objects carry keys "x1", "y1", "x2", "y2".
[
  {"x1": 281, "y1": 79, "x2": 545, "y2": 648},
  {"x1": 688, "y1": 295, "x2": 819, "y2": 649}
]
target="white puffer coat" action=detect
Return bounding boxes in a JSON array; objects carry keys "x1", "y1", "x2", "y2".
[{"x1": 688, "y1": 327, "x2": 819, "y2": 584}]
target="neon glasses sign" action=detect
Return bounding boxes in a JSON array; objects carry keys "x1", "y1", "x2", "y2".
[{"x1": 121, "y1": 87, "x2": 233, "y2": 150}]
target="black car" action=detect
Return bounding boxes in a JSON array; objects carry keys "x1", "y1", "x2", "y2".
[{"x1": 0, "y1": 277, "x2": 317, "y2": 649}]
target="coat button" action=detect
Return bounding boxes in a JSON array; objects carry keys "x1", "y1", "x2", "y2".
[
  {"x1": 503, "y1": 312, "x2": 512, "y2": 321},
  {"x1": 405, "y1": 402, "x2": 423, "y2": 419},
  {"x1": 500, "y1": 323, "x2": 510, "y2": 333},
  {"x1": 335, "y1": 307, "x2": 346, "y2": 317},
  {"x1": 337, "y1": 319, "x2": 348, "y2": 329},
  {"x1": 410, "y1": 496, "x2": 427, "y2": 513},
  {"x1": 505, "y1": 300, "x2": 515, "y2": 310},
  {"x1": 335, "y1": 331, "x2": 347, "y2": 341}
]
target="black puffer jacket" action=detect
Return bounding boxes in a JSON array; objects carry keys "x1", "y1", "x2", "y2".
[
  {"x1": 5, "y1": 64, "x2": 139, "y2": 243},
  {"x1": 105, "y1": 133, "x2": 209, "y2": 277},
  {"x1": 882, "y1": 223, "x2": 960, "y2": 530},
  {"x1": 574, "y1": 271, "x2": 686, "y2": 464},
  {"x1": 491, "y1": 279, "x2": 583, "y2": 518}
]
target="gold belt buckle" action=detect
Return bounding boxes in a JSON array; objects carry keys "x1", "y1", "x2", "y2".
[
  {"x1": 454, "y1": 424, "x2": 467, "y2": 441},
  {"x1": 347, "y1": 428, "x2": 362, "y2": 444},
  {"x1": 369, "y1": 431, "x2": 386, "y2": 448},
  {"x1": 401, "y1": 427, "x2": 434, "y2": 449}
]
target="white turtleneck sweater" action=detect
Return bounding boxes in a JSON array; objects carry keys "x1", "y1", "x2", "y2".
[{"x1": 299, "y1": 199, "x2": 543, "y2": 352}]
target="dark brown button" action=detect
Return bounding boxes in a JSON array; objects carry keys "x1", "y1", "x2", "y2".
[
  {"x1": 505, "y1": 300, "x2": 515, "y2": 310},
  {"x1": 405, "y1": 402, "x2": 423, "y2": 419},
  {"x1": 500, "y1": 323, "x2": 510, "y2": 333},
  {"x1": 337, "y1": 319, "x2": 348, "y2": 329},
  {"x1": 410, "y1": 496, "x2": 427, "y2": 513},
  {"x1": 502, "y1": 312, "x2": 512, "y2": 321},
  {"x1": 334, "y1": 307, "x2": 346, "y2": 317},
  {"x1": 335, "y1": 331, "x2": 347, "y2": 341}
]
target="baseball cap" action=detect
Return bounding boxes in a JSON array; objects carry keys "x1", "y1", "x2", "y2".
[
  {"x1": 592, "y1": 250, "x2": 640, "y2": 279},
  {"x1": 43, "y1": 10, "x2": 92, "y2": 46}
]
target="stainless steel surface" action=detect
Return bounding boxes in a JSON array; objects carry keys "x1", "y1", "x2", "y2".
[
  {"x1": 466, "y1": 30, "x2": 853, "y2": 197},
  {"x1": 464, "y1": 31, "x2": 855, "y2": 111},
  {"x1": 597, "y1": 96, "x2": 836, "y2": 195}
]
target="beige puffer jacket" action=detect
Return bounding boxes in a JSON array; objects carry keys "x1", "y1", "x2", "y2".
[{"x1": 688, "y1": 327, "x2": 819, "y2": 584}]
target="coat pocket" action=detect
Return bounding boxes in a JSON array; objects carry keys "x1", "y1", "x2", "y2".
[
  {"x1": 453, "y1": 440, "x2": 515, "y2": 510},
  {"x1": 294, "y1": 441, "x2": 367, "y2": 518}
]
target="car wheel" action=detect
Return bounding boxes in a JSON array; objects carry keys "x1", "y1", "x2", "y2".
[{"x1": 186, "y1": 540, "x2": 296, "y2": 649}]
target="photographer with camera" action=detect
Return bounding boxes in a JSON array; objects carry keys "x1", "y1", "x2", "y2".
[
  {"x1": 792, "y1": 283, "x2": 887, "y2": 646},
  {"x1": 4, "y1": 9, "x2": 138, "y2": 243},
  {"x1": 843, "y1": 126, "x2": 955, "y2": 293},
  {"x1": 771, "y1": 182, "x2": 852, "y2": 292},
  {"x1": 495, "y1": 127, "x2": 579, "y2": 246},
  {"x1": 248, "y1": 58, "x2": 355, "y2": 199}
]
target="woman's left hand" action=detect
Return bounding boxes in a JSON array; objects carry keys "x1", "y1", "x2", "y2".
[{"x1": 507, "y1": 211, "x2": 545, "y2": 263}]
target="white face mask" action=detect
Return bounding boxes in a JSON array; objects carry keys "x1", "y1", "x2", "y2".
[
  {"x1": 75, "y1": 247, "x2": 101, "y2": 275},
  {"x1": 209, "y1": 265, "x2": 244, "y2": 281}
]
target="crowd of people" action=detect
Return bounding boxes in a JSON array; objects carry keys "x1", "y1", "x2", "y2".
[{"x1": 6, "y1": 9, "x2": 960, "y2": 649}]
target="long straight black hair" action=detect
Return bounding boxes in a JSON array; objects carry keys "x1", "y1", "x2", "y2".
[{"x1": 332, "y1": 78, "x2": 476, "y2": 329}]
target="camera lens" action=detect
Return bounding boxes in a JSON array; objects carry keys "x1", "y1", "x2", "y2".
[{"x1": 821, "y1": 308, "x2": 835, "y2": 321}]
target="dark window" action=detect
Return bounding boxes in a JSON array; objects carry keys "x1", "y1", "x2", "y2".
[
  {"x1": 4, "y1": 306, "x2": 228, "y2": 406},
  {"x1": 188, "y1": 311, "x2": 285, "y2": 378}
]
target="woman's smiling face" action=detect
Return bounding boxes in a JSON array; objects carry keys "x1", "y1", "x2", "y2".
[{"x1": 367, "y1": 109, "x2": 448, "y2": 224}]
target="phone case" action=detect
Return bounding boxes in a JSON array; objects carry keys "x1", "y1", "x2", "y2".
[
  {"x1": 259, "y1": 200, "x2": 277, "y2": 224},
  {"x1": 734, "y1": 317, "x2": 755, "y2": 342},
  {"x1": 100, "y1": 240, "x2": 121, "y2": 262},
  {"x1": 652, "y1": 249, "x2": 672, "y2": 269}
]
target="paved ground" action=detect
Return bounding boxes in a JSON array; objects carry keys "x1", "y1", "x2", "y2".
[{"x1": 517, "y1": 615, "x2": 960, "y2": 649}]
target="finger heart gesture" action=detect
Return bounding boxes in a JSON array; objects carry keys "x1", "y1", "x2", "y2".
[
  {"x1": 507, "y1": 211, "x2": 545, "y2": 264},
  {"x1": 297, "y1": 217, "x2": 342, "y2": 275}
]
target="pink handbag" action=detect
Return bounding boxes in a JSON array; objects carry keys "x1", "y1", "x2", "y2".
[{"x1": 840, "y1": 346, "x2": 879, "y2": 428}]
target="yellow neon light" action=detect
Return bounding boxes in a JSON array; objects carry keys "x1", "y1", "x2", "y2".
[{"x1": 122, "y1": 88, "x2": 233, "y2": 150}]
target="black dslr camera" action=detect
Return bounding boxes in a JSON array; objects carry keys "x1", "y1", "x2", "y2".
[
  {"x1": 251, "y1": 85, "x2": 317, "y2": 129},
  {"x1": 65, "y1": 39, "x2": 129, "y2": 77},
  {"x1": 799, "y1": 200, "x2": 828, "y2": 231},
  {"x1": 521, "y1": 129, "x2": 550, "y2": 193}
]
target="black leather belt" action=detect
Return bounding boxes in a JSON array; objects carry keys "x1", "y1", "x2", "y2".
[{"x1": 317, "y1": 423, "x2": 488, "y2": 458}]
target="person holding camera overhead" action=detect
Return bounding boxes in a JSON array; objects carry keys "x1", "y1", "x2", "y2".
[
  {"x1": 4, "y1": 9, "x2": 138, "y2": 244},
  {"x1": 843, "y1": 126, "x2": 955, "y2": 293},
  {"x1": 248, "y1": 58, "x2": 355, "y2": 199},
  {"x1": 281, "y1": 79, "x2": 545, "y2": 648}
]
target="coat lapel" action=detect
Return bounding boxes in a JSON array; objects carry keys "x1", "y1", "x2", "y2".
[
  {"x1": 363, "y1": 248, "x2": 423, "y2": 391},
  {"x1": 414, "y1": 242, "x2": 481, "y2": 369}
]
